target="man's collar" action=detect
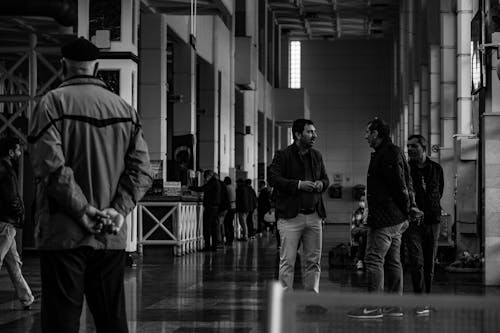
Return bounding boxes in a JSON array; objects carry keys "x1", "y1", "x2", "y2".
[
  {"x1": 374, "y1": 137, "x2": 392, "y2": 151},
  {"x1": 293, "y1": 141, "x2": 311, "y2": 155},
  {"x1": 59, "y1": 75, "x2": 108, "y2": 89}
]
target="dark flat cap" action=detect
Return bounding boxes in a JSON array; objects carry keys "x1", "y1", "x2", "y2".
[{"x1": 61, "y1": 37, "x2": 100, "y2": 61}]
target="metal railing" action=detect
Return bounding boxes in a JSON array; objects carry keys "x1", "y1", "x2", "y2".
[{"x1": 137, "y1": 201, "x2": 204, "y2": 256}]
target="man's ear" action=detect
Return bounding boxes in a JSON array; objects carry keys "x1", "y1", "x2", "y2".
[{"x1": 93, "y1": 62, "x2": 100, "y2": 77}]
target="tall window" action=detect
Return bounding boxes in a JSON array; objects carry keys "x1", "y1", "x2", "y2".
[{"x1": 289, "y1": 41, "x2": 301, "y2": 88}]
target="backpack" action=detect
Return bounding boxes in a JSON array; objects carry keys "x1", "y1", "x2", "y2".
[{"x1": 219, "y1": 182, "x2": 230, "y2": 212}]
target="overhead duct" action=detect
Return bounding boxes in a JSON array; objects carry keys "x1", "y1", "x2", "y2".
[{"x1": 0, "y1": 0, "x2": 77, "y2": 27}]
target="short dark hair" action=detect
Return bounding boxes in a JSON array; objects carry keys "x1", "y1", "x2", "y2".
[
  {"x1": 224, "y1": 176, "x2": 232, "y2": 185},
  {"x1": 245, "y1": 179, "x2": 252, "y2": 186},
  {"x1": 408, "y1": 134, "x2": 427, "y2": 151},
  {"x1": 292, "y1": 118, "x2": 314, "y2": 140},
  {"x1": 367, "y1": 118, "x2": 390, "y2": 139},
  {"x1": 203, "y1": 169, "x2": 214, "y2": 178},
  {"x1": 0, "y1": 136, "x2": 20, "y2": 158}
]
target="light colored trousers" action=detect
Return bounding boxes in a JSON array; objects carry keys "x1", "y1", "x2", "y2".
[
  {"x1": 277, "y1": 212, "x2": 322, "y2": 293},
  {"x1": 0, "y1": 222, "x2": 34, "y2": 306},
  {"x1": 237, "y1": 212, "x2": 248, "y2": 239}
]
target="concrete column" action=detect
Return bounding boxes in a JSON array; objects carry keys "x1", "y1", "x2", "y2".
[
  {"x1": 429, "y1": 45, "x2": 441, "y2": 159},
  {"x1": 483, "y1": 32, "x2": 500, "y2": 285},
  {"x1": 457, "y1": 0, "x2": 473, "y2": 135},
  {"x1": 400, "y1": 1, "x2": 409, "y2": 143},
  {"x1": 408, "y1": 92, "x2": 414, "y2": 136},
  {"x1": 413, "y1": 82, "x2": 421, "y2": 134},
  {"x1": 197, "y1": 60, "x2": 216, "y2": 172},
  {"x1": 440, "y1": 0, "x2": 457, "y2": 231},
  {"x1": 454, "y1": 0, "x2": 479, "y2": 256},
  {"x1": 173, "y1": 43, "x2": 197, "y2": 160},
  {"x1": 139, "y1": 13, "x2": 167, "y2": 181},
  {"x1": 420, "y1": 65, "x2": 430, "y2": 141}
]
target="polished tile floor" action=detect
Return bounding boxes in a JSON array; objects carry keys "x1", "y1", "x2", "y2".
[{"x1": 1, "y1": 227, "x2": 499, "y2": 333}]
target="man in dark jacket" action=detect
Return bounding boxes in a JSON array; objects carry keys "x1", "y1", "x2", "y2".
[
  {"x1": 190, "y1": 169, "x2": 221, "y2": 251},
  {"x1": 245, "y1": 179, "x2": 258, "y2": 238},
  {"x1": 348, "y1": 118, "x2": 421, "y2": 319},
  {"x1": 268, "y1": 118, "x2": 329, "y2": 295},
  {"x1": 235, "y1": 178, "x2": 249, "y2": 241},
  {"x1": 257, "y1": 180, "x2": 272, "y2": 235},
  {"x1": 405, "y1": 134, "x2": 444, "y2": 315},
  {"x1": 0, "y1": 136, "x2": 34, "y2": 310}
]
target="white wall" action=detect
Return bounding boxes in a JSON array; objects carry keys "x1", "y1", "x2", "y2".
[{"x1": 301, "y1": 39, "x2": 392, "y2": 223}]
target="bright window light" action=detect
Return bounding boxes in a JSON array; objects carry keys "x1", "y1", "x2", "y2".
[{"x1": 289, "y1": 41, "x2": 301, "y2": 88}]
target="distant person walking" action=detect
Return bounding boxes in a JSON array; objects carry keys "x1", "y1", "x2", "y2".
[
  {"x1": 223, "y1": 177, "x2": 236, "y2": 245},
  {"x1": 0, "y1": 136, "x2": 34, "y2": 310},
  {"x1": 190, "y1": 170, "x2": 221, "y2": 251}
]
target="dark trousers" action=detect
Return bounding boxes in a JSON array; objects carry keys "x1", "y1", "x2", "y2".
[
  {"x1": 203, "y1": 206, "x2": 219, "y2": 249},
  {"x1": 224, "y1": 209, "x2": 236, "y2": 244},
  {"x1": 365, "y1": 221, "x2": 408, "y2": 295},
  {"x1": 404, "y1": 222, "x2": 440, "y2": 294},
  {"x1": 40, "y1": 248, "x2": 128, "y2": 333},
  {"x1": 352, "y1": 227, "x2": 368, "y2": 261},
  {"x1": 246, "y1": 209, "x2": 255, "y2": 237}
]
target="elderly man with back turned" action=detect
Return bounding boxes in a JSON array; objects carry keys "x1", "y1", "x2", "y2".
[
  {"x1": 28, "y1": 37, "x2": 152, "y2": 333},
  {"x1": 268, "y1": 118, "x2": 329, "y2": 306}
]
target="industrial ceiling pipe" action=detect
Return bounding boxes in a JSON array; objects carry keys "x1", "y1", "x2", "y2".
[{"x1": 0, "y1": 0, "x2": 77, "y2": 27}]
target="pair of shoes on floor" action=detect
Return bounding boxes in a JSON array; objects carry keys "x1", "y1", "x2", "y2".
[
  {"x1": 347, "y1": 306, "x2": 403, "y2": 319},
  {"x1": 355, "y1": 260, "x2": 364, "y2": 270},
  {"x1": 415, "y1": 305, "x2": 433, "y2": 316},
  {"x1": 22, "y1": 296, "x2": 35, "y2": 311}
]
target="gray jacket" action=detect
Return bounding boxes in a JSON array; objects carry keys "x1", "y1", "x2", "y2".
[{"x1": 28, "y1": 76, "x2": 153, "y2": 250}]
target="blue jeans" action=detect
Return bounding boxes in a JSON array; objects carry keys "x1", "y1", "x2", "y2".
[
  {"x1": 0, "y1": 222, "x2": 34, "y2": 306},
  {"x1": 403, "y1": 222, "x2": 440, "y2": 293},
  {"x1": 365, "y1": 221, "x2": 408, "y2": 295},
  {"x1": 277, "y1": 212, "x2": 322, "y2": 293}
]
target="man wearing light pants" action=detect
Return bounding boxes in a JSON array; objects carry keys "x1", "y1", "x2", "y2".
[{"x1": 268, "y1": 119, "x2": 329, "y2": 312}]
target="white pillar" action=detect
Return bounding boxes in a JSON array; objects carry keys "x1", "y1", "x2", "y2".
[
  {"x1": 420, "y1": 64, "x2": 430, "y2": 141},
  {"x1": 139, "y1": 13, "x2": 167, "y2": 181},
  {"x1": 440, "y1": 0, "x2": 457, "y2": 236},
  {"x1": 413, "y1": 81, "x2": 421, "y2": 134},
  {"x1": 457, "y1": 0, "x2": 473, "y2": 135},
  {"x1": 429, "y1": 44, "x2": 441, "y2": 159}
]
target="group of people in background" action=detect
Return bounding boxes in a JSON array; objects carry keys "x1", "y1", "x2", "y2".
[{"x1": 190, "y1": 171, "x2": 277, "y2": 252}]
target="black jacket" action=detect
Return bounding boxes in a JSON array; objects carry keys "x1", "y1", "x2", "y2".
[
  {"x1": 268, "y1": 143, "x2": 329, "y2": 219},
  {"x1": 191, "y1": 177, "x2": 221, "y2": 208},
  {"x1": 0, "y1": 159, "x2": 24, "y2": 227},
  {"x1": 409, "y1": 157, "x2": 443, "y2": 224},
  {"x1": 366, "y1": 139, "x2": 414, "y2": 229},
  {"x1": 236, "y1": 184, "x2": 250, "y2": 213}
]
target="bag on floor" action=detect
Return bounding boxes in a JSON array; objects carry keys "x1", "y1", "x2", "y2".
[
  {"x1": 263, "y1": 208, "x2": 275, "y2": 224},
  {"x1": 329, "y1": 243, "x2": 351, "y2": 267}
]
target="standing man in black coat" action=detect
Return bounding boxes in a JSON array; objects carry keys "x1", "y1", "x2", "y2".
[
  {"x1": 348, "y1": 118, "x2": 422, "y2": 319},
  {"x1": 268, "y1": 118, "x2": 329, "y2": 295},
  {"x1": 190, "y1": 170, "x2": 221, "y2": 251},
  {"x1": 405, "y1": 134, "x2": 444, "y2": 315}
]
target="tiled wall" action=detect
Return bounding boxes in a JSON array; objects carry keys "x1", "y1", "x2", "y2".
[{"x1": 301, "y1": 39, "x2": 392, "y2": 224}]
